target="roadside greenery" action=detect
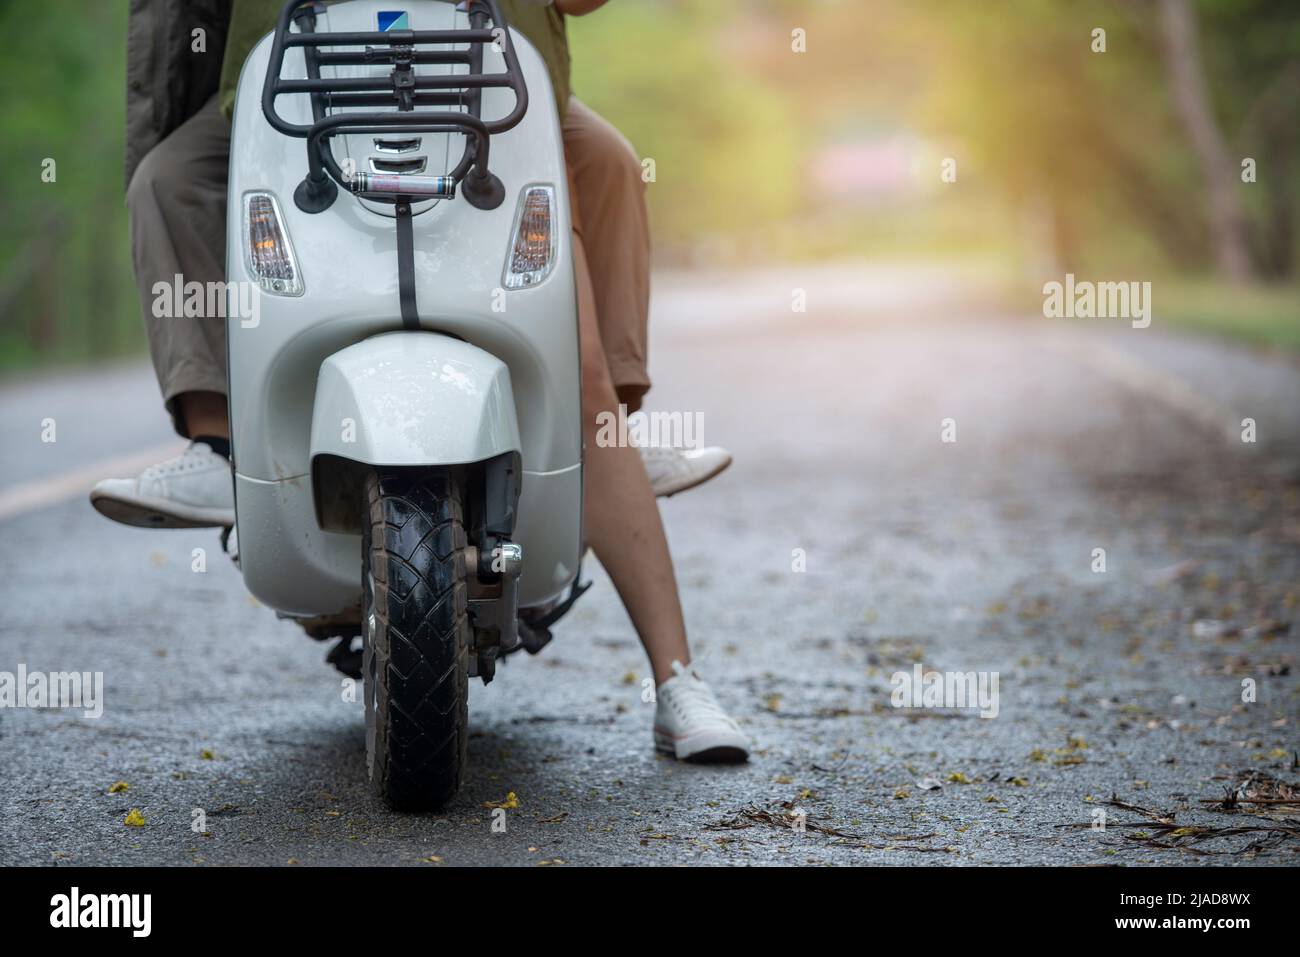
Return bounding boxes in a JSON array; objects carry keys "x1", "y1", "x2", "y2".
[{"x1": 2, "y1": 0, "x2": 1296, "y2": 370}]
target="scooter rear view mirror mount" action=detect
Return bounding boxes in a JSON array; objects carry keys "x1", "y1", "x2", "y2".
[
  {"x1": 460, "y1": 168, "x2": 505, "y2": 210},
  {"x1": 294, "y1": 170, "x2": 339, "y2": 214}
]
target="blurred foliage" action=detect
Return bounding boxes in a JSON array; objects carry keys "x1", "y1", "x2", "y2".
[
  {"x1": 902, "y1": 0, "x2": 1300, "y2": 278},
  {"x1": 1157, "y1": 278, "x2": 1300, "y2": 349},
  {"x1": 1, "y1": 0, "x2": 1296, "y2": 370},
  {"x1": 0, "y1": 0, "x2": 138, "y2": 371},
  {"x1": 568, "y1": 0, "x2": 801, "y2": 248}
]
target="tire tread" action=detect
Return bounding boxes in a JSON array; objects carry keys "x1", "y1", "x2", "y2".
[{"x1": 363, "y1": 469, "x2": 468, "y2": 810}]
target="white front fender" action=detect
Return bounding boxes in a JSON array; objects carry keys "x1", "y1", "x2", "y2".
[{"x1": 310, "y1": 331, "x2": 521, "y2": 467}]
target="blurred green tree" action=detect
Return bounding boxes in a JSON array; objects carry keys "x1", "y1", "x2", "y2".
[
  {"x1": 0, "y1": 0, "x2": 137, "y2": 369},
  {"x1": 568, "y1": 0, "x2": 801, "y2": 251}
]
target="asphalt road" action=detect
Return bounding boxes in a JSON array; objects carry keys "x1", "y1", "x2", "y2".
[{"x1": 2, "y1": 263, "x2": 1297, "y2": 866}]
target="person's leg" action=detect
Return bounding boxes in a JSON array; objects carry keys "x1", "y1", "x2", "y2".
[
  {"x1": 573, "y1": 231, "x2": 689, "y2": 682},
  {"x1": 177, "y1": 391, "x2": 229, "y2": 441},
  {"x1": 563, "y1": 97, "x2": 732, "y2": 496},
  {"x1": 562, "y1": 97, "x2": 651, "y2": 411},
  {"x1": 91, "y1": 95, "x2": 234, "y2": 529},
  {"x1": 573, "y1": 234, "x2": 747, "y2": 762},
  {"x1": 127, "y1": 94, "x2": 232, "y2": 439}
]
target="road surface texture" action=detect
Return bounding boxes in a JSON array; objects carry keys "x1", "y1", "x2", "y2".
[{"x1": 2, "y1": 263, "x2": 1297, "y2": 866}]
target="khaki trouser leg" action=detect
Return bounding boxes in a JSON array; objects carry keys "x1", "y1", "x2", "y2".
[
  {"x1": 127, "y1": 94, "x2": 231, "y2": 438},
  {"x1": 562, "y1": 97, "x2": 651, "y2": 413}
]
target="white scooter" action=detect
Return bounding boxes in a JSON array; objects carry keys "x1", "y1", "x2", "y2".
[{"x1": 227, "y1": 0, "x2": 583, "y2": 808}]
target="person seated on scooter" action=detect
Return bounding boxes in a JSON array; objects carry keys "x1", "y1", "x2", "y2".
[
  {"x1": 94, "y1": 0, "x2": 749, "y2": 762},
  {"x1": 97, "y1": 0, "x2": 727, "y2": 523}
]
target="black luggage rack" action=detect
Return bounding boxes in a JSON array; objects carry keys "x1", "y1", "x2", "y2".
[{"x1": 262, "y1": 0, "x2": 529, "y2": 213}]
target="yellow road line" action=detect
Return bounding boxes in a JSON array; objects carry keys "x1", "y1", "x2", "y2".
[{"x1": 0, "y1": 442, "x2": 186, "y2": 523}]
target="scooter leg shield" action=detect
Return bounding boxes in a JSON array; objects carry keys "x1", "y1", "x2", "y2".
[{"x1": 309, "y1": 331, "x2": 522, "y2": 471}]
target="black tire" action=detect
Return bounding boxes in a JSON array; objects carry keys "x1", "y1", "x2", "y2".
[{"x1": 362, "y1": 468, "x2": 470, "y2": 810}]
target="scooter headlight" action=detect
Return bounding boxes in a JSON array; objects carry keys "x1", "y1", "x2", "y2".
[
  {"x1": 502, "y1": 185, "x2": 556, "y2": 289},
  {"x1": 243, "y1": 192, "x2": 304, "y2": 296}
]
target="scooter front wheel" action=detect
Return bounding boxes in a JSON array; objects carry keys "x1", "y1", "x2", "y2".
[{"x1": 362, "y1": 468, "x2": 470, "y2": 810}]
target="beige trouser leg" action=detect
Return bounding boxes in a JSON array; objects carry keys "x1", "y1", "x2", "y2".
[
  {"x1": 127, "y1": 94, "x2": 231, "y2": 438},
  {"x1": 562, "y1": 97, "x2": 651, "y2": 412}
]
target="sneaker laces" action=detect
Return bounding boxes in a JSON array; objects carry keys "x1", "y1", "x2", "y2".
[
  {"x1": 143, "y1": 442, "x2": 216, "y2": 479},
  {"x1": 639, "y1": 445, "x2": 678, "y2": 460},
  {"x1": 665, "y1": 660, "x2": 736, "y2": 729},
  {"x1": 640, "y1": 445, "x2": 690, "y2": 476}
]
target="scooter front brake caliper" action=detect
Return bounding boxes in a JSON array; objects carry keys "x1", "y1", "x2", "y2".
[{"x1": 467, "y1": 540, "x2": 523, "y2": 684}]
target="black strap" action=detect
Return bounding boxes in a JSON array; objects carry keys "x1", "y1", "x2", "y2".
[
  {"x1": 394, "y1": 201, "x2": 419, "y2": 328},
  {"x1": 529, "y1": 565, "x2": 592, "y2": 631}
]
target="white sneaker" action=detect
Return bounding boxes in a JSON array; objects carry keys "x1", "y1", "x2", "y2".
[
  {"x1": 653, "y1": 661, "x2": 749, "y2": 763},
  {"x1": 640, "y1": 445, "x2": 732, "y2": 498},
  {"x1": 90, "y1": 441, "x2": 235, "y2": 529}
]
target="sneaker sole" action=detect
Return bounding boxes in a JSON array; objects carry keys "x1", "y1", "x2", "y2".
[
  {"x1": 654, "y1": 729, "x2": 749, "y2": 764},
  {"x1": 653, "y1": 455, "x2": 732, "y2": 499},
  {"x1": 89, "y1": 490, "x2": 234, "y2": 529},
  {"x1": 682, "y1": 745, "x2": 748, "y2": 764}
]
